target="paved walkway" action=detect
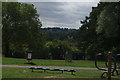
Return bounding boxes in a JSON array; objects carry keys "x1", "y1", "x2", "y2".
[{"x1": 0, "y1": 65, "x2": 98, "y2": 70}]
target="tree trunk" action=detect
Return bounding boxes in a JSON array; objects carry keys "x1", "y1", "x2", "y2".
[{"x1": 4, "y1": 40, "x2": 11, "y2": 57}]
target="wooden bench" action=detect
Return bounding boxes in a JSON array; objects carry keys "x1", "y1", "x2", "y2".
[{"x1": 29, "y1": 67, "x2": 76, "y2": 75}]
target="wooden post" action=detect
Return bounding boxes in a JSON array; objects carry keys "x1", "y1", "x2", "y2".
[{"x1": 107, "y1": 51, "x2": 112, "y2": 80}]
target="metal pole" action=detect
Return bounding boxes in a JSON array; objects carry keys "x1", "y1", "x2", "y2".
[{"x1": 107, "y1": 51, "x2": 112, "y2": 80}]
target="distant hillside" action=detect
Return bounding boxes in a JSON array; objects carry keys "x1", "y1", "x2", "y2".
[{"x1": 40, "y1": 27, "x2": 78, "y2": 41}]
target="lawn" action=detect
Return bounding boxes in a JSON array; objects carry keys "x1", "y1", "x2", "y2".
[
  {"x1": 2, "y1": 67, "x2": 120, "y2": 79},
  {"x1": 2, "y1": 57, "x2": 120, "y2": 79},
  {"x1": 2, "y1": 57, "x2": 106, "y2": 68}
]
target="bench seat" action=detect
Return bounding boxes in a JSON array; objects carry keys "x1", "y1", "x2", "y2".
[{"x1": 29, "y1": 67, "x2": 76, "y2": 75}]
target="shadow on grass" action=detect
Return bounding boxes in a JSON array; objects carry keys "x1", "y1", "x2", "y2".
[
  {"x1": 30, "y1": 70, "x2": 76, "y2": 76},
  {"x1": 24, "y1": 62, "x2": 36, "y2": 65}
]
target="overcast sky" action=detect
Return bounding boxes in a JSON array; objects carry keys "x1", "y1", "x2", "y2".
[{"x1": 19, "y1": 0, "x2": 100, "y2": 29}]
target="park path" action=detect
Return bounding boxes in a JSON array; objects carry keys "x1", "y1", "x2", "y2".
[{"x1": 0, "y1": 65, "x2": 97, "y2": 70}]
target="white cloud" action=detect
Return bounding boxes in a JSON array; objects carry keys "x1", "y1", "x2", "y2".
[
  {"x1": 33, "y1": 2, "x2": 99, "y2": 29},
  {"x1": 19, "y1": 2, "x2": 99, "y2": 29}
]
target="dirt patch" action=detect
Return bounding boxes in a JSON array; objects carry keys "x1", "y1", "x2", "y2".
[
  {"x1": 43, "y1": 76, "x2": 57, "y2": 78},
  {"x1": 19, "y1": 70, "x2": 27, "y2": 73}
]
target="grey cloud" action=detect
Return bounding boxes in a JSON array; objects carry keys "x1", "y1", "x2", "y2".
[{"x1": 30, "y1": 2, "x2": 98, "y2": 29}]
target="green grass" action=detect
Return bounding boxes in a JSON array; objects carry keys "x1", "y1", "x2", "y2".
[
  {"x1": 2, "y1": 57, "x2": 106, "y2": 68},
  {"x1": 2, "y1": 67, "x2": 120, "y2": 79},
  {"x1": 1, "y1": 67, "x2": 103, "y2": 78},
  {"x1": 2, "y1": 57, "x2": 120, "y2": 79}
]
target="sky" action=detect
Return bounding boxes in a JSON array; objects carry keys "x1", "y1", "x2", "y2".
[{"x1": 18, "y1": 0, "x2": 100, "y2": 29}]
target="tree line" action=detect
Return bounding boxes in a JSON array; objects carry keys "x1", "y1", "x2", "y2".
[
  {"x1": 2, "y1": 2, "x2": 120, "y2": 60},
  {"x1": 78, "y1": 2, "x2": 120, "y2": 60}
]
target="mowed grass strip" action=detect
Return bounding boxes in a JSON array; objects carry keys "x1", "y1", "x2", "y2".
[
  {"x1": 2, "y1": 67, "x2": 102, "y2": 78},
  {"x1": 2, "y1": 67, "x2": 120, "y2": 79},
  {"x1": 2, "y1": 57, "x2": 105, "y2": 68}
]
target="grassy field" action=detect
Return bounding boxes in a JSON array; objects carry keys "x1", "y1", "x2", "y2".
[
  {"x1": 2, "y1": 67, "x2": 120, "y2": 79},
  {"x1": 2, "y1": 57, "x2": 106, "y2": 68},
  {"x1": 2, "y1": 57, "x2": 120, "y2": 79},
  {"x1": 2, "y1": 67, "x2": 100, "y2": 78}
]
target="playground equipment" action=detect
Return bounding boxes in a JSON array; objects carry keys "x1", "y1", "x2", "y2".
[
  {"x1": 29, "y1": 67, "x2": 76, "y2": 75},
  {"x1": 95, "y1": 53, "x2": 120, "y2": 78}
]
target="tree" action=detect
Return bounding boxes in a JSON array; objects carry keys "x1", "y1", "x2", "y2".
[
  {"x1": 77, "y1": 2, "x2": 112, "y2": 59},
  {"x1": 77, "y1": 2, "x2": 120, "y2": 60},
  {"x1": 2, "y1": 2, "x2": 43, "y2": 58},
  {"x1": 96, "y1": 2, "x2": 120, "y2": 52},
  {"x1": 45, "y1": 39, "x2": 79, "y2": 60},
  {"x1": 78, "y1": 5, "x2": 102, "y2": 59}
]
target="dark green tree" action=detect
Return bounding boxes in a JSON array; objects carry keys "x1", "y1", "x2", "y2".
[
  {"x1": 2, "y1": 2, "x2": 43, "y2": 58},
  {"x1": 96, "y1": 2, "x2": 120, "y2": 52},
  {"x1": 77, "y1": 2, "x2": 113, "y2": 59}
]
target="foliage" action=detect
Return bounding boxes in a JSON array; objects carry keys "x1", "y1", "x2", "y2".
[
  {"x1": 41, "y1": 27, "x2": 78, "y2": 41},
  {"x1": 96, "y1": 2, "x2": 120, "y2": 51},
  {"x1": 45, "y1": 39, "x2": 79, "y2": 60},
  {"x1": 77, "y1": 2, "x2": 120, "y2": 60},
  {"x1": 3, "y1": 2, "x2": 120, "y2": 60},
  {"x1": 2, "y1": 2, "x2": 43, "y2": 58}
]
